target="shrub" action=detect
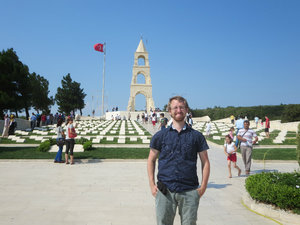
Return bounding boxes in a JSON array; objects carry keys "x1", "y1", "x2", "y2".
[
  {"x1": 83, "y1": 141, "x2": 92, "y2": 151},
  {"x1": 37, "y1": 140, "x2": 51, "y2": 152},
  {"x1": 75, "y1": 137, "x2": 88, "y2": 145},
  {"x1": 49, "y1": 139, "x2": 57, "y2": 146},
  {"x1": 245, "y1": 172, "x2": 300, "y2": 213}
]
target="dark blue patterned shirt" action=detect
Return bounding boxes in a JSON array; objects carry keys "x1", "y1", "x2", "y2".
[{"x1": 150, "y1": 124, "x2": 209, "y2": 192}]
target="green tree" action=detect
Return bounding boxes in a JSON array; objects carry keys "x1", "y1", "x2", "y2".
[
  {"x1": 55, "y1": 74, "x2": 86, "y2": 115},
  {"x1": 72, "y1": 80, "x2": 86, "y2": 115},
  {"x1": 17, "y1": 64, "x2": 32, "y2": 119},
  {"x1": 163, "y1": 104, "x2": 168, "y2": 111},
  {"x1": 0, "y1": 48, "x2": 19, "y2": 116},
  {"x1": 30, "y1": 72, "x2": 54, "y2": 114},
  {"x1": 0, "y1": 48, "x2": 31, "y2": 118},
  {"x1": 281, "y1": 105, "x2": 300, "y2": 123}
]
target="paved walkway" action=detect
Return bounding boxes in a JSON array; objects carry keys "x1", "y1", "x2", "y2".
[{"x1": 0, "y1": 142, "x2": 298, "y2": 225}]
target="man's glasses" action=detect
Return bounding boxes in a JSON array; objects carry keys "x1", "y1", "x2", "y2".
[{"x1": 170, "y1": 106, "x2": 186, "y2": 111}]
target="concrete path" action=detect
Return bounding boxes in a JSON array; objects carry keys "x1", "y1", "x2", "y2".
[
  {"x1": 141, "y1": 122, "x2": 160, "y2": 135},
  {"x1": 0, "y1": 143, "x2": 298, "y2": 225}
]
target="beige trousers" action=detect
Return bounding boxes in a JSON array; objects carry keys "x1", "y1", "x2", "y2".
[{"x1": 240, "y1": 146, "x2": 252, "y2": 172}]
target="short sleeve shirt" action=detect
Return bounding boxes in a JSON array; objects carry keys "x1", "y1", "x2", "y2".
[
  {"x1": 57, "y1": 126, "x2": 63, "y2": 139},
  {"x1": 150, "y1": 124, "x2": 209, "y2": 192},
  {"x1": 265, "y1": 118, "x2": 270, "y2": 128},
  {"x1": 224, "y1": 142, "x2": 236, "y2": 154},
  {"x1": 235, "y1": 119, "x2": 244, "y2": 129},
  {"x1": 160, "y1": 118, "x2": 168, "y2": 126},
  {"x1": 238, "y1": 128, "x2": 257, "y2": 147},
  {"x1": 65, "y1": 124, "x2": 74, "y2": 140}
]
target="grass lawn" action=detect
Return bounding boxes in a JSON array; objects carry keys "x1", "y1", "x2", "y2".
[
  {"x1": 286, "y1": 134, "x2": 296, "y2": 138},
  {"x1": 237, "y1": 148, "x2": 297, "y2": 160},
  {"x1": 0, "y1": 147, "x2": 150, "y2": 159},
  {"x1": 258, "y1": 137, "x2": 297, "y2": 145},
  {"x1": 0, "y1": 147, "x2": 56, "y2": 159},
  {"x1": 281, "y1": 139, "x2": 297, "y2": 145},
  {"x1": 0, "y1": 138, "x2": 42, "y2": 144}
]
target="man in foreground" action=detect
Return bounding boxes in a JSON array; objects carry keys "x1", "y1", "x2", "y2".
[
  {"x1": 147, "y1": 96, "x2": 210, "y2": 225},
  {"x1": 237, "y1": 120, "x2": 258, "y2": 175}
]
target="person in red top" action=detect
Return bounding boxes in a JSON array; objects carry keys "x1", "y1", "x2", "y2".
[
  {"x1": 41, "y1": 114, "x2": 47, "y2": 126},
  {"x1": 265, "y1": 116, "x2": 270, "y2": 138}
]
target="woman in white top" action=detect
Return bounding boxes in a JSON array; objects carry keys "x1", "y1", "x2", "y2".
[
  {"x1": 1, "y1": 114, "x2": 10, "y2": 138},
  {"x1": 54, "y1": 118, "x2": 65, "y2": 163},
  {"x1": 224, "y1": 135, "x2": 241, "y2": 178},
  {"x1": 65, "y1": 117, "x2": 76, "y2": 165},
  {"x1": 205, "y1": 121, "x2": 211, "y2": 137}
]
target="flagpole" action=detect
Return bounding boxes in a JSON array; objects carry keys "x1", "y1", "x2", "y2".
[{"x1": 102, "y1": 42, "x2": 106, "y2": 116}]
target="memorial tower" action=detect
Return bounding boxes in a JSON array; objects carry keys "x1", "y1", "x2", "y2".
[{"x1": 127, "y1": 39, "x2": 155, "y2": 112}]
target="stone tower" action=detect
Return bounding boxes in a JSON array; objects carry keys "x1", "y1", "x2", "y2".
[{"x1": 127, "y1": 39, "x2": 155, "y2": 112}]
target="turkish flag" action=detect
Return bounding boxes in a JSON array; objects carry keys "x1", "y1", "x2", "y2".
[{"x1": 94, "y1": 43, "x2": 104, "y2": 52}]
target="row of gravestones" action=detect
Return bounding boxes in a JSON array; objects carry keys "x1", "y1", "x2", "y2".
[
  {"x1": 193, "y1": 121, "x2": 283, "y2": 144},
  {"x1": 8, "y1": 120, "x2": 150, "y2": 144}
]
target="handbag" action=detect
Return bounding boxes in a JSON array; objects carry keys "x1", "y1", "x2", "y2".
[
  {"x1": 57, "y1": 139, "x2": 65, "y2": 146},
  {"x1": 68, "y1": 127, "x2": 77, "y2": 138}
]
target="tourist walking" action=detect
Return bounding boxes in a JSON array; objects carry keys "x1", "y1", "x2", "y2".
[
  {"x1": 30, "y1": 113, "x2": 36, "y2": 131},
  {"x1": 147, "y1": 96, "x2": 210, "y2": 225},
  {"x1": 65, "y1": 117, "x2": 76, "y2": 165},
  {"x1": 41, "y1": 114, "x2": 46, "y2": 126},
  {"x1": 151, "y1": 111, "x2": 157, "y2": 127},
  {"x1": 228, "y1": 127, "x2": 235, "y2": 140},
  {"x1": 237, "y1": 120, "x2": 258, "y2": 175},
  {"x1": 46, "y1": 114, "x2": 50, "y2": 125},
  {"x1": 1, "y1": 114, "x2": 10, "y2": 138},
  {"x1": 205, "y1": 121, "x2": 211, "y2": 137},
  {"x1": 54, "y1": 119, "x2": 65, "y2": 163},
  {"x1": 145, "y1": 111, "x2": 148, "y2": 123},
  {"x1": 141, "y1": 113, "x2": 145, "y2": 124},
  {"x1": 36, "y1": 113, "x2": 41, "y2": 127},
  {"x1": 230, "y1": 114, "x2": 235, "y2": 124},
  {"x1": 265, "y1": 116, "x2": 270, "y2": 138},
  {"x1": 254, "y1": 116, "x2": 259, "y2": 128},
  {"x1": 158, "y1": 113, "x2": 168, "y2": 130},
  {"x1": 235, "y1": 116, "x2": 244, "y2": 146},
  {"x1": 187, "y1": 114, "x2": 193, "y2": 127},
  {"x1": 8, "y1": 115, "x2": 17, "y2": 135},
  {"x1": 224, "y1": 135, "x2": 241, "y2": 178}
]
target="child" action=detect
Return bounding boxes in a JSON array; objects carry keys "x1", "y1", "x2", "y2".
[
  {"x1": 224, "y1": 135, "x2": 241, "y2": 178},
  {"x1": 228, "y1": 127, "x2": 235, "y2": 140}
]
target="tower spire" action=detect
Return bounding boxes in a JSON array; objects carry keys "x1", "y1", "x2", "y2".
[{"x1": 136, "y1": 38, "x2": 147, "y2": 52}]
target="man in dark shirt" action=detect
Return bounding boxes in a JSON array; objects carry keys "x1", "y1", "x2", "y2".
[
  {"x1": 159, "y1": 113, "x2": 168, "y2": 130},
  {"x1": 147, "y1": 96, "x2": 210, "y2": 225}
]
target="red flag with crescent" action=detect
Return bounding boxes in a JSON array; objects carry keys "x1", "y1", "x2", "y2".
[{"x1": 94, "y1": 43, "x2": 104, "y2": 52}]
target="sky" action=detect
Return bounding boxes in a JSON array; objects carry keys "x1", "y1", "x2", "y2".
[{"x1": 1, "y1": 0, "x2": 299, "y2": 116}]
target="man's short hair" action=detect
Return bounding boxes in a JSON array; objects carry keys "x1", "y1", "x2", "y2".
[
  {"x1": 167, "y1": 96, "x2": 189, "y2": 111},
  {"x1": 160, "y1": 113, "x2": 164, "y2": 117},
  {"x1": 244, "y1": 120, "x2": 250, "y2": 124}
]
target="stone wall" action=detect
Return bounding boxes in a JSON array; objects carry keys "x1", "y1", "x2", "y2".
[
  {"x1": 105, "y1": 111, "x2": 171, "y2": 121},
  {"x1": 0, "y1": 118, "x2": 30, "y2": 133}
]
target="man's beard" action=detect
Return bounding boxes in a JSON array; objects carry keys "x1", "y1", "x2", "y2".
[{"x1": 172, "y1": 112, "x2": 185, "y2": 122}]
